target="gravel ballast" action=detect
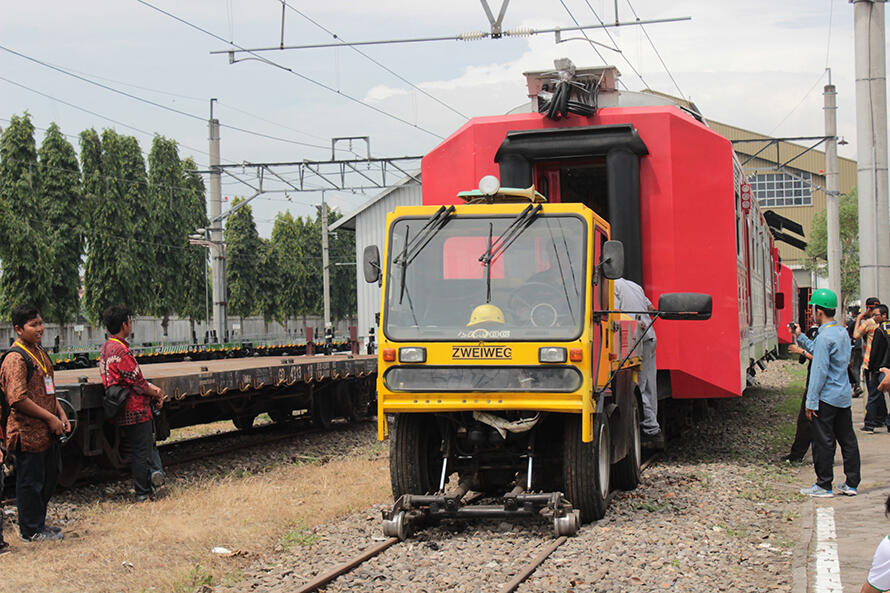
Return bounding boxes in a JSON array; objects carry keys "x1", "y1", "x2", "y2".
[{"x1": 214, "y1": 360, "x2": 803, "y2": 593}]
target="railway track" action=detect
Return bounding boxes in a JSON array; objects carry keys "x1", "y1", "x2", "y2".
[{"x1": 289, "y1": 449, "x2": 660, "y2": 593}]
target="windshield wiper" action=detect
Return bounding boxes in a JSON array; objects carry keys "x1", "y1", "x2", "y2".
[
  {"x1": 478, "y1": 204, "x2": 543, "y2": 302},
  {"x1": 395, "y1": 205, "x2": 456, "y2": 306}
]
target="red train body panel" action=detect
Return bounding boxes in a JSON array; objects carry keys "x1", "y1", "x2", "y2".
[{"x1": 421, "y1": 104, "x2": 778, "y2": 399}]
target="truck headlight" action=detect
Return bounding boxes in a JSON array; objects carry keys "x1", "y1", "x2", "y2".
[
  {"x1": 538, "y1": 347, "x2": 567, "y2": 363},
  {"x1": 399, "y1": 347, "x2": 427, "y2": 363}
]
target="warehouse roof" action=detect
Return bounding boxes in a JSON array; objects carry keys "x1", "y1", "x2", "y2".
[{"x1": 330, "y1": 171, "x2": 421, "y2": 232}]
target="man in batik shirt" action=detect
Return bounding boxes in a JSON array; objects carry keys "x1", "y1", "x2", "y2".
[{"x1": 99, "y1": 305, "x2": 165, "y2": 501}]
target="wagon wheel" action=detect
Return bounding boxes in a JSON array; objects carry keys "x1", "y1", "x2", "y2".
[
  {"x1": 232, "y1": 413, "x2": 257, "y2": 432},
  {"x1": 311, "y1": 389, "x2": 335, "y2": 430}
]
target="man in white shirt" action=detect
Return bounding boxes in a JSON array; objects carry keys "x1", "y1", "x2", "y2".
[{"x1": 613, "y1": 277, "x2": 662, "y2": 448}]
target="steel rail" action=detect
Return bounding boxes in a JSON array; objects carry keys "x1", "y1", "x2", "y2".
[
  {"x1": 292, "y1": 537, "x2": 400, "y2": 593},
  {"x1": 499, "y1": 536, "x2": 568, "y2": 593}
]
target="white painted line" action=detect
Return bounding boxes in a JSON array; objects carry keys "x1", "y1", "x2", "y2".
[{"x1": 815, "y1": 506, "x2": 843, "y2": 593}]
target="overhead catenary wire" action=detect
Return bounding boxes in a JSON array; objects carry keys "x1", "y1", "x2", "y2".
[
  {"x1": 624, "y1": 0, "x2": 686, "y2": 101},
  {"x1": 579, "y1": 0, "x2": 651, "y2": 91},
  {"x1": 135, "y1": 0, "x2": 446, "y2": 140},
  {"x1": 0, "y1": 75, "x2": 217, "y2": 165},
  {"x1": 556, "y1": 0, "x2": 629, "y2": 91},
  {"x1": 280, "y1": 0, "x2": 470, "y2": 121},
  {"x1": 29, "y1": 57, "x2": 343, "y2": 149},
  {"x1": 0, "y1": 43, "x2": 332, "y2": 151}
]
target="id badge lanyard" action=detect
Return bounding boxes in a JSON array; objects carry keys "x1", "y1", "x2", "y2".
[{"x1": 14, "y1": 340, "x2": 55, "y2": 395}]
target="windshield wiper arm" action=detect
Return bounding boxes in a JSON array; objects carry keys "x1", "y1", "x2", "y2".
[
  {"x1": 479, "y1": 204, "x2": 543, "y2": 267},
  {"x1": 394, "y1": 205, "x2": 456, "y2": 268},
  {"x1": 396, "y1": 205, "x2": 456, "y2": 307},
  {"x1": 478, "y1": 204, "x2": 542, "y2": 303}
]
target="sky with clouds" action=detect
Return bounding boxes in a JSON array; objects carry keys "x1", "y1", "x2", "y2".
[{"x1": 0, "y1": 0, "x2": 874, "y2": 235}]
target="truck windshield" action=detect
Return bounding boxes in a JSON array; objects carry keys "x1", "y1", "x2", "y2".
[{"x1": 384, "y1": 214, "x2": 586, "y2": 341}]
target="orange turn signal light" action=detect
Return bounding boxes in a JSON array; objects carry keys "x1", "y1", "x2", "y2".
[
  {"x1": 569, "y1": 348, "x2": 583, "y2": 362},
  {"x1": 382, "y1": 348, "x2": 396, "y2": 362}
]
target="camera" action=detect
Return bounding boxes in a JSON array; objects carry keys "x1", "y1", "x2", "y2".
[{"x1": 788, "y1": 322, "x2": 797, "y2": 331}]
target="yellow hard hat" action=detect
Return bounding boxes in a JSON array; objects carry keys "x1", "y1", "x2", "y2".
[{"x1": 467, "y1": 303, "x2": 505, "y2": 326}]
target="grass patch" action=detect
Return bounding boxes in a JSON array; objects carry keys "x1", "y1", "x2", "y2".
[
  {"x1": 174, "y1": 563, "x2": 215, "y2": 593},
  {"x1": 0, "y1": 456, "x2": 391, "y2": 593},
  {"x1": 281, "y1": 522, "x2": 321, "y2": 550}
]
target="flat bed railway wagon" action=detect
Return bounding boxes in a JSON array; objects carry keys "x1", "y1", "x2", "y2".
[{"x1": 47, "y1": 354, "x2": 376, "y2": 484}]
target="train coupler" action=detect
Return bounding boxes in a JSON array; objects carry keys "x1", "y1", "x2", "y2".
[{"x1": 382, "y1": 490, "x2": 580, "y2": 539}]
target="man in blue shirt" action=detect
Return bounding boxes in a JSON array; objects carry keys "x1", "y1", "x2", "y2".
[{"x1": 794, "y1": 288, "x2": 861, "y2": 497}]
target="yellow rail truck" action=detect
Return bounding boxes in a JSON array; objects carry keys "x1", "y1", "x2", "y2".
[{"x1": 362, "y1": 179, "x2": 710, "y2": 537}]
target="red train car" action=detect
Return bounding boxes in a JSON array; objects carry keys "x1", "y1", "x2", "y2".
[
  {"x1": 420, "y1": 65, "x2": 778, "y2": 399},
  {"x1": 776, "y1": 263, "x2": 800, "y2": 345}
]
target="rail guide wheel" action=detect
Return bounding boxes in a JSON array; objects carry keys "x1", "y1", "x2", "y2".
[
  {"x1": 382, "y1": 510, "x2": 409, "y2": 540},
  {"x1": 553, "y1": 509, "x2": 580, "y2": 537}
]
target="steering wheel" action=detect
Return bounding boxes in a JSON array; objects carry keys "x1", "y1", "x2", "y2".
[{"x1": 509, "y1": 281, "x2": 571, "y2": 327}]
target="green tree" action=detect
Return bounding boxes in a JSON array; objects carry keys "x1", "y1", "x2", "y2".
[
  {"x1": 297, "y1": 213, "x2": 323, "y2": 322},
  {"x1": 146, "y1": 136, "x2": 185, "y2": 334},
  {"x1": 0, "y1": 113, "x2": 51, "y2": 314},
  {"x1": 178, "y1": 157, "x2": 210, "y2": 335},
  {"x1": 257, "y1": 238, "x2": 280, "y2": 326},
  {"x1": 38, "y1": 122, "x2": 84, "y2": 324},
  {"x1": 271, "y1": 211, "x2": 305, "y2": 330},
  {"x1": 224, "y1": 198, "x2": 263, "y2": 322},
  {"x1": 327, "y1": 208, "x2": 356, "y2": 321},
  {"x1": 82, "y1": 130, "x2": 149, "y2": 321},
  {"x1": 804, "y1": 188, "x2": 859, "y2": 304}
]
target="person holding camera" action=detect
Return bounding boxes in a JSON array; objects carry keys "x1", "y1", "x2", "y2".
[
  {"x1": 781, "y1": 323, "x2": 816, "y2": 464},
  {"x1": 794, "y1": 289, "x2": 861, "y2": 498},
  {"x1": 863, "y1": 304, "x2": 890, "y2": 432},
  {"x1": 99, "y1": 305, "x2": 166, "y2": 502}
]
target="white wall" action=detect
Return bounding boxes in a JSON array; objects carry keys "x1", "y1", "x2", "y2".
[{"x1": 353, "y1": 180, "x2": 423, "y2": 350}]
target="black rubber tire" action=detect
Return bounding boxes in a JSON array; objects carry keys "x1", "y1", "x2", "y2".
[
  {"x1": 389, "y1": 414, "x2": 441, "y2": 498},
  {"x1": 563, "y1": 413, "x2": 611, "y2": 523},
  {"x1": 612, "y1": 396, "x2": 642, "y2": 491}
]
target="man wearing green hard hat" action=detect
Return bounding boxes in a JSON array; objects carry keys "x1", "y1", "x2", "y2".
[{"x1": 792, "y1": 288, "x2": 861, "y2": 498}]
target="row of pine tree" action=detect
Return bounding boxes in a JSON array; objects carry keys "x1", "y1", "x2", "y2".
[{"x1": 0, "y1": 113, "x2": 355, "y2": 331}]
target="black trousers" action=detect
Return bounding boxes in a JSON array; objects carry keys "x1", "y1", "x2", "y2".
[
  {"x1": 0, "y1": 462, "x2": 5, "y2": 542},
  {"x1": 789, "y1": 391, "x2": 813, "y2": 460},
  {"x1": 811, "y1": 401, "x2": 861, "y2": 491},
  {"x1": 864, "y1": 371, "x2": 889, "y2": 429},
  {"x1": 15, "y1": 442, "x2": 60, "y2": 539},
  {"x1": 121, "y1": 420, "x2": 163, "y2": 497}
]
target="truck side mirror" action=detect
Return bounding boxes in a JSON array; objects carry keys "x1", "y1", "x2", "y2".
[
  {"x1": 657, "y1": 293, "x2": 712, "y2": 320},
  {"x1": 600, "y1": 240, "x2": 624, "y2": 280},
  {"x1": 775, "y1": 292, "x2": 785, "y2": 310},
  {"x1": 363, "y1": 245, "x2": 381, "y2": 284}
]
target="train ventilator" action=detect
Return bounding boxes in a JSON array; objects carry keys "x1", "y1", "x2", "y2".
[{"x1": 363, "y1": 176, "x2": 711, "y2": 538}]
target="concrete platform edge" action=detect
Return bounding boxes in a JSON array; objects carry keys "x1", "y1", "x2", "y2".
[{"x1": 792, "y1": 497, "x2": 814, "y2": 593}]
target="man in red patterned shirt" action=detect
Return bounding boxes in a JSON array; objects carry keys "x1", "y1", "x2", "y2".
[{"x1": 99, "y1": 305, "x2": 166, "y2": 501}]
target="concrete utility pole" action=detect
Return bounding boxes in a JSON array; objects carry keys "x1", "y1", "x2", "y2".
[
  {"x1": 852, "y1": 0, "x2": 890, "y2": 303},
  {"x1": 321, "y1": 191, "x2": 332, "y2": 339},
  {"x1": 824, "y1": 74, "x2": 842, "y2": 301},
  {"x1": 208, "y1": 99, "x2": 228, "y2": 341}
]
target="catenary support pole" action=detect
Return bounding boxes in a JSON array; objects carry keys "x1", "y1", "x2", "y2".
[
  {"x1": 208, "y1": 99, "x2": 228, "y2": 341},
  {"x1": 321, "y1": 191, "x2": 332, "y2": 339},
  {"x1": 824, "y1": 77, "x2": 842, "y2": 302},
  {"x1": 853, "y1": 0, "x2": 890, "y2": 303}
]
